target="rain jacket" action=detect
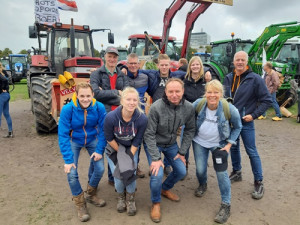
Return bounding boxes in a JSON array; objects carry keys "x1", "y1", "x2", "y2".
[
  {"x1": 223, "y1": 70, "x2": 272, "y2": 119},
  {"x1": 58, "y1": 95, "x2": 107, "y2": 164}
]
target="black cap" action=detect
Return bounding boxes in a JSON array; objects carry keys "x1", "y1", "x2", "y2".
[
  {"x1": 105, "y1": 46, "x2": 119, "y2": 56},
  {"x1": 212, "y1": 148, "x2": 228, "y2": 172}
]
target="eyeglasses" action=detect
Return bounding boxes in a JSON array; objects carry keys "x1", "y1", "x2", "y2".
[{"x1": 128, "y1": 62, "x2": 138, "y2": 65}]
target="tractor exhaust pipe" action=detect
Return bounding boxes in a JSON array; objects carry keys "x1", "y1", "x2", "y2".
[{"x1": 70, "y1": 18, "x2": 75, "y2": 58}]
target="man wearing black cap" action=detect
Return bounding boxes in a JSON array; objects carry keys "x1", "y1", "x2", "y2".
[{"x1": 90, "y1": 46, "x2": 128, "y2": 185}]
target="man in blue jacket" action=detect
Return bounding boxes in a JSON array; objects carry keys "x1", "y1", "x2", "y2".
[
  {"x1": 58, "y1": 83, "x2": 107, "y2": 222},
  {"x1": 223, "y1": 51, "x2": 272, "y2": 200}
]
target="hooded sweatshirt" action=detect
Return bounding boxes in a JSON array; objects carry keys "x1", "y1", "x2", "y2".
[{"x1": 103, "y1": 106, "x2": 148, "y2": 152}]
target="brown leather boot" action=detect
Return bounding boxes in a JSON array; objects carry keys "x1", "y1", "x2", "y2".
[
  {"x1": 161, "y1": 189, "x2": 180, "y2": 202},
  {"x1": 73, "y1": 192, "x2": 90, "y2": 222},
  {"x1": 150, "y1": 203, "x2": 161, "y2": 223},
  {"x1": 86, "y1": 183, "x2": 106, "y2": 207}
]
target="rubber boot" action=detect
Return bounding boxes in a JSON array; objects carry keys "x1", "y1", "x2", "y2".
[
  {"x1": 117, "y1": 192, "x2": 126, "y2": 213},
  {"x1": 86, "y1": 183, "x2": 106, "y2": 207},
  {"x1": 73, "y1": 192, "x2": 90, "y2": 222},
  {"x1": 150, "y1": 203, "x2": 161, "y2": 223},
  {"x1": 3, "y1": 131, "x2": 14, "y2": 138},
  {"x1": 126, "y1": 192, "x2": 137, "y2": 216}
]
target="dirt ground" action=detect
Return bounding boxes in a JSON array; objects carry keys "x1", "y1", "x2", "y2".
[{"x1": 0, "y1": 99, "x2": 299, "y2": 225}]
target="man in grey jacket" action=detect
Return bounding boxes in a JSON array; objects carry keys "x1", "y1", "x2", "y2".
[{"x1": 144, "y1": 78, "x2": 195, "y2": 223}]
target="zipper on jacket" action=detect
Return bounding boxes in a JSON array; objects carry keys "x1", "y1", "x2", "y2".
[
  {"x1": 83, "y1": 109, "x2": 88, "y2": 145},
  {"x1": 232, "y1": 76, "x2": 250, "y2": 104},
  {"x1": 168, "y1": 107, "x2": 177, "y2": 145}
]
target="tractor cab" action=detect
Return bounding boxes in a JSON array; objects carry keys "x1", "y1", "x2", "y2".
[
  {"x1": 208, "y1": 39, "x2": 253, "y2": 81},
  {"x1": 128, "y1": 34, "x2": 179, "y2": 61}
]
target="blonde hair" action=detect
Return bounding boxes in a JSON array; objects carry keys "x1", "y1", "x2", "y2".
[
  {"x1": 205, "y1": 79, "x2": 224, "y2": 97},
  {"x1": 185, "y1": 56, "x2": 204, "y2": 82},
  {"x1": 120, "y1": 87, "x2": 144, "y2": 113},
  {"x1": 158, "y1": 54, "x2": 170, "y2": 63},
  {"x1": 76, "y1": 82, "x2": 93, "y2": 94},
  {"x1": 0, "y1": 63, "x2": 4, "y2": 76}
]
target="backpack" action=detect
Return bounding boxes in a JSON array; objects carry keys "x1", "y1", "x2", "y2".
[
  {"x1": 276, "y1": 71, "x2": 284, "y2": 88},
  {"x1": 196, "y1": 98, "x2": 231, "y2": 120}
]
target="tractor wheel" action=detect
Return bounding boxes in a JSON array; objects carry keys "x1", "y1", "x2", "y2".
[
  {"x1": 277, "y1": 79, "x2": 298, "y2": 108},
  {"x1": 31, "y1": 75, "x2": 57, "y2": 133}
]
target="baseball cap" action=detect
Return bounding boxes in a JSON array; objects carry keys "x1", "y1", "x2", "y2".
[
  {"x1": 105, "y1": 46, "x2": 119, "y2": 56},
  {"x1": 212, "y1": 148, "x2": 228, "y2": 172}
]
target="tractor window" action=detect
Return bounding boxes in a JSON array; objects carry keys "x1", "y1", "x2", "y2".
[
  {"x1": 130, "y1": 39, "x2": 146, "y2": 56},
  {"x1": 236, "y1": 42, "x2": 253, "y2": 53},
  {"x1": 11, "y1": 57, "x2": 27, "y2": 64},
  {"x1": 74, "y1": 32, "x2": 92, "y2": 57},
  {"x1": 166, "y1": 42, "x2": 178, "y2": 60},
  {"x1": 276, "y1": 45, "x2": 299, "y2": 63},
  {"x1": 210, "y1": 43, "x2": 231, "y2": 75},
  {"x1": 54, "y1": 30, "x2": 70, "y2": 62}
]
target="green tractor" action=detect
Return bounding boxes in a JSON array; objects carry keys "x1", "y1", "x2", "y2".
[{"x1": 205, "y1": 21, "x2": 300, "y2": 108}]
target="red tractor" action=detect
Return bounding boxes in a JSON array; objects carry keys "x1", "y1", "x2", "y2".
[{"x1": 28, "y1": 20, "x2": 114, "y2": 133}]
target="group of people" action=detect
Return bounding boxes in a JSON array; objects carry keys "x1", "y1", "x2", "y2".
[
  {"x1": 0, "y1": 62, "x2": 13, "y2": 138},
  {"x1": 58, "y1": 47, "x2": 273, "y2": 224}
]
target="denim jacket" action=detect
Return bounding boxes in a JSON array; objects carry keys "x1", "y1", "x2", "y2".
[{"x1": 193, "y1": 98, "x2": 242, "y2": 146}]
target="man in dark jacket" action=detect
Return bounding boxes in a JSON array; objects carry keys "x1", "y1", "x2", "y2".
[
  {"x1": 144, "y1": 78, "x2": 195, "y2": 223},
  {"x1": 90, "y1": 46, "x2": 129, "y2": 185},
  {"x1": 223, "y1": 51, "x2": 272, "y2": 200},
  {"x1": 90, "y1": 46, "x2": 128, "y2": 112}
]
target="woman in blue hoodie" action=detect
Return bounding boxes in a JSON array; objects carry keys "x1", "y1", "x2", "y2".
[
  {"x1": 58, "y1": 82, "x2": 107, "y2": 222},
  {"x1": 104, "y1": 87, "x2": 148, "y2": 216}
]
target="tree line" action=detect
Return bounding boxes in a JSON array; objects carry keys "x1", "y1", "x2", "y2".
[{"x1": 0, "y1": 48, "x2": 28, "y2": 58}]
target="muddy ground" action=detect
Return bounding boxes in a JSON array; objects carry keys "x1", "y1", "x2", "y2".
[{"x1": 0, "y1": 100, "x2": 299, "y2": 225}]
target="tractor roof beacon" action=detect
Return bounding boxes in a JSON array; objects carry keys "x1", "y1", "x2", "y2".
[{"x1": 28, "y1": 20, "x2": 114, "y2": 133}]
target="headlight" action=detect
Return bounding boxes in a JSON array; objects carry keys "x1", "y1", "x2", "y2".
[{"x1": 275, "y1": 67, "x2": 282, "y2": 72}]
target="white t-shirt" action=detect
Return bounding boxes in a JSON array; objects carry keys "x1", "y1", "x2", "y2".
[{"x1": 193, "y1": 107, "x2": 220, "y2": 148}]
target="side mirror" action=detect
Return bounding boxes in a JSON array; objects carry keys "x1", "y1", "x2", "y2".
[
  {"x1": 131, "y1": 38, "x2": 138, "y2": 48},
  {"x1": 291, "y1": 44, "x2": 296, "y2": 51},
  {"x1": 108, "y1": 32, "x2": 114, "y2": 44},
  {"x1": 29, "y1": 26, "x2": 37, "y2": 38},
  {"x1": 226, "y1": 44, "x2": 232, "y2": 57}
]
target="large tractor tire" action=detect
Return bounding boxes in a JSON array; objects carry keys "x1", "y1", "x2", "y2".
[
  {"x1": 31, "y1": 75, "x2": 57, "y2": 133},
  {"x1": 277, "y1": 79, "x2": 298, "y2": 108}
]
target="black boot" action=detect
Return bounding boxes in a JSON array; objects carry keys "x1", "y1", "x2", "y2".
[{"x1": 4, "y1": 131, "x2": 14, "y2": 138}]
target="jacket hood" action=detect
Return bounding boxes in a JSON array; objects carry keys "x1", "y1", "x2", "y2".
[{"x1": 114, "y1": 105, "x2": 143, "y2": 136}]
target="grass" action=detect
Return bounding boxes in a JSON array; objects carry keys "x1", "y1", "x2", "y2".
[{"x1": 9, "y1": 79, "x2": 29, "y2": 102}]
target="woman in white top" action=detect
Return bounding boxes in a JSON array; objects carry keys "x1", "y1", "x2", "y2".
[{"x1": 192, "y1": 80, "x2": 242, "y2": 224}]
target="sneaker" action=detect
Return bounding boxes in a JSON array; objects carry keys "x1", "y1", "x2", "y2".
[
  {"x1": 258, "y1": 115, "x2": 266, "y2": 120},
  {"x1": 229, "y1": 170, "x2": 242, "y2": 183},
  {"x1": 194, "y1": 183, "x2": 207, "y2": 197},
  {"x1": 164, "y1": 166, "x2": 172, "y2": 176},
  {"x1": 137, "y1": 166, "x2": 145, "y2": 178},
  {"x1": 272, "y1": 116, "x2": 282, "y2": 121},
  {"x1": 214, "y1": 203, "x2": 231, "y2": 224},
  {"x1": 252, "y1": 180, "x2": 264, "y2": 200}
]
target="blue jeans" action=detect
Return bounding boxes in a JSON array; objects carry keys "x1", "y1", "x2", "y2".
[
  {"x1": 0, "y1": 93, "x2": 13, "y2": 131},
  {"x1": 146, "y1": 143, "x2": 186, "y2": 203},
  {"x1": 164, "y1": 126, "x2": 189, "y2": 167},
  {"x1": 68, "y1": 140, "x2": 105, "y2": 196},
  {"x1": 230, "y1": 121, "x2": 263, "y2": 181},
  {"x1": 106, "y1": 151, "x2": 138, "y2": 194},
  {"x1": 192, "y1": 141, "x2": 231, "y2": 204},
  {"x1": 263, "y1": 92, "x2": 281, "y2": 117}
]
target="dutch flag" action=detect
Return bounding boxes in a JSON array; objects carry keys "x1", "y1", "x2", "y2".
[{"x1": 57, "y1": 0, "x2": 78, "y2": 12}]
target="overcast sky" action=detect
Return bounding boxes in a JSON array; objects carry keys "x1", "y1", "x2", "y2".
[{"x1": 1, "y1": 0, "x2": 300, "y2": 53}]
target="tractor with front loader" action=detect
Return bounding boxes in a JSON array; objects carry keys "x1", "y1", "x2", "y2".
[
  {"x1": 27, "y1": 20, "x2": 114, "y2": 133},
  {"x1": 205, "y1": 21, "x2": 300, "y2": 108}
]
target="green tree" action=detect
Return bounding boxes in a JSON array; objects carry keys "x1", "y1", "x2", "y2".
[
  {"x1": 19, "y1": 49, "x2": 28, "y2": 54},
  {"x1": 94, "y1": 49, "x2": 100, "y2": 57},
  {"x1": 205, "y1": 45, "x2": 212, "y2": 53},
  {"x1": 0, "y1": 48, "x2": 13, "y2": 58}
]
